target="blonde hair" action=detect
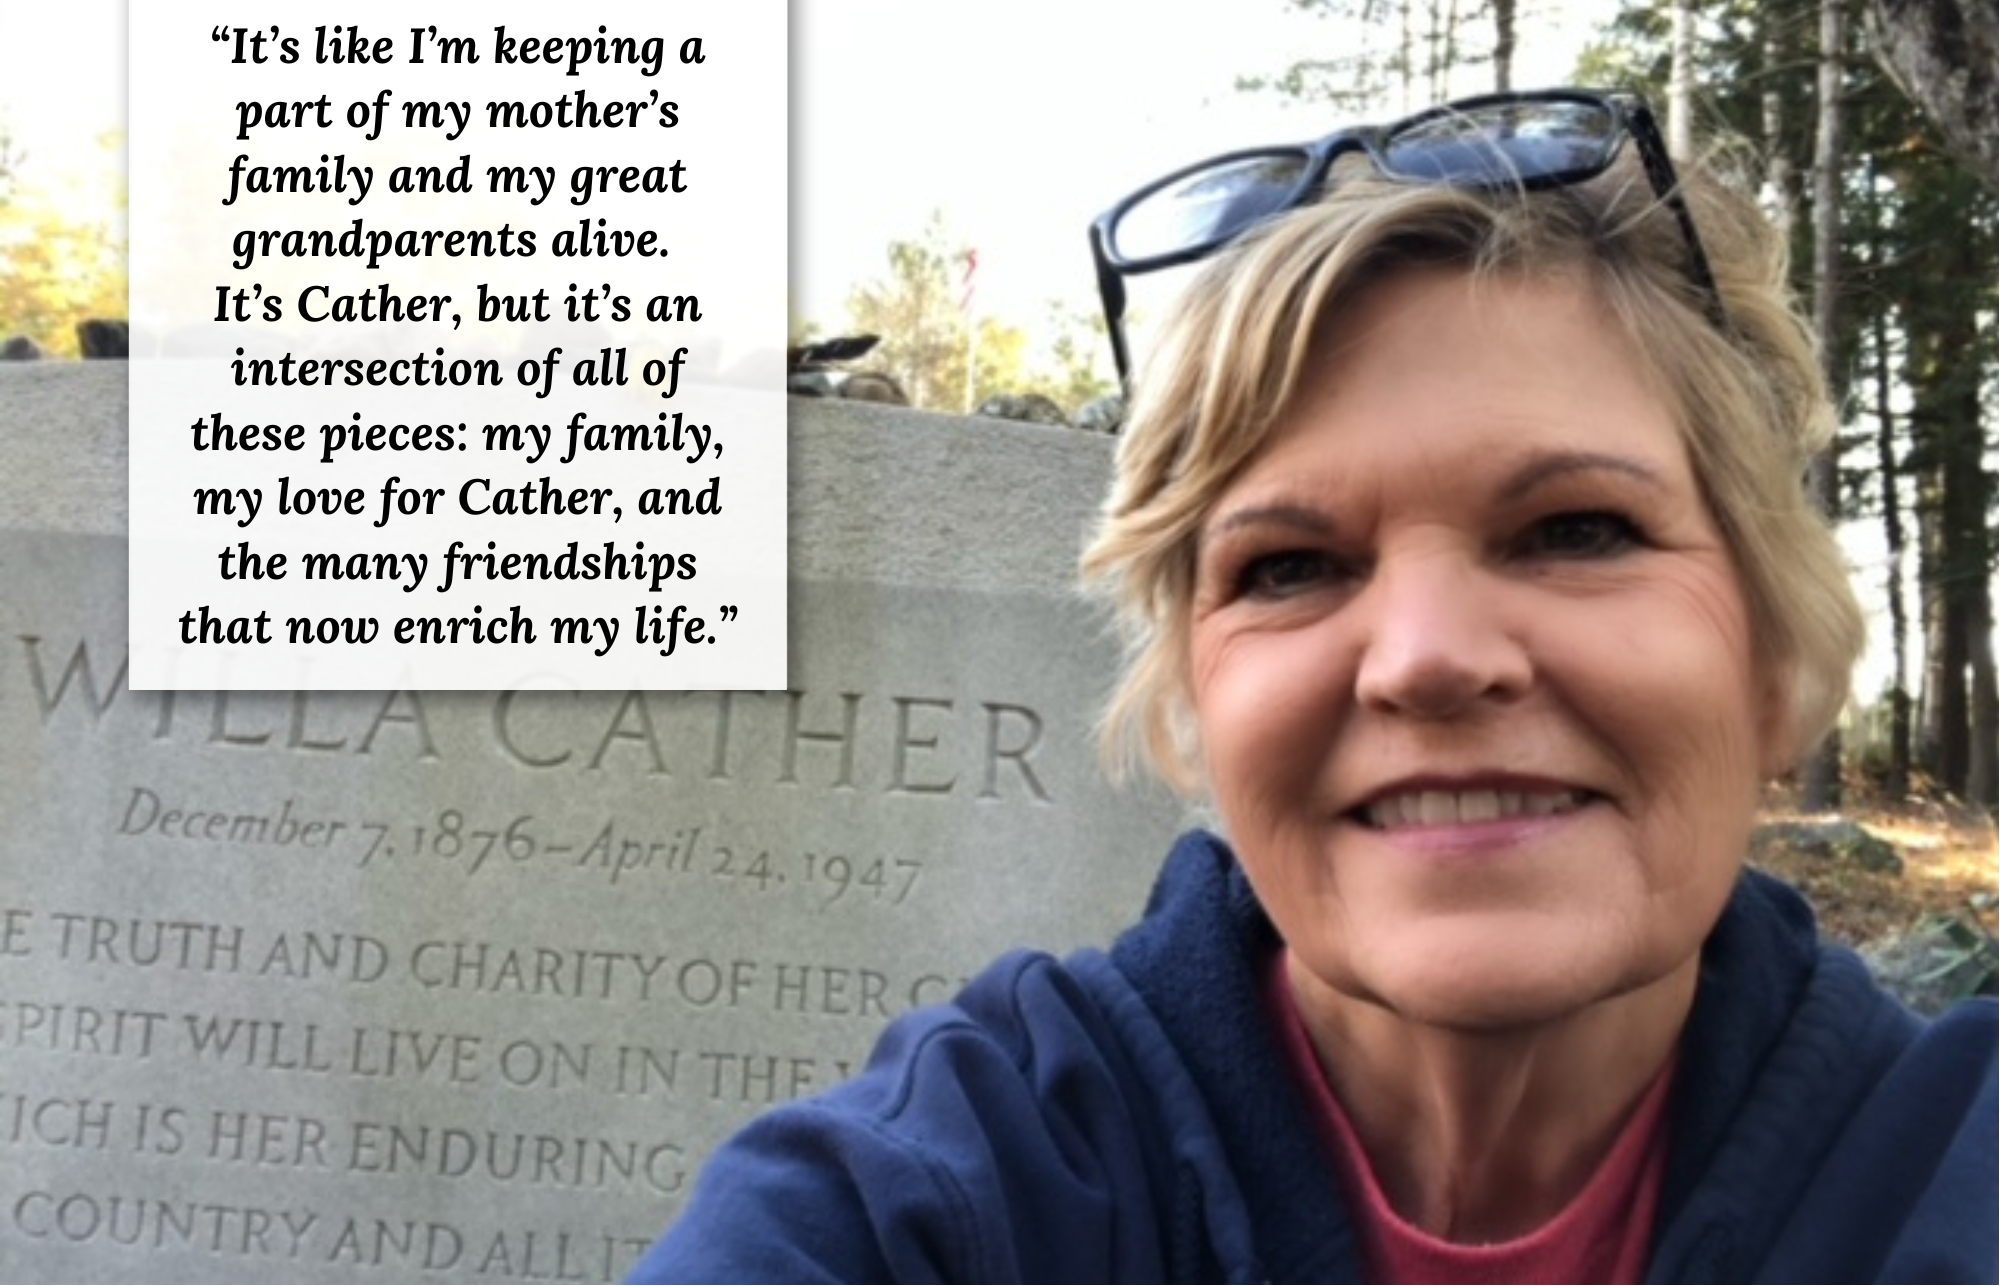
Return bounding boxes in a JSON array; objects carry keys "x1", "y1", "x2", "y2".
[{"x1": 1079, "y1": 151, "x2": 1866, "y2": 792}]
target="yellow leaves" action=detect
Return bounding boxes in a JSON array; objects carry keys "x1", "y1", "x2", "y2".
[{"x1": 0, "y1": 131, "x2": 126, "y2": 358}]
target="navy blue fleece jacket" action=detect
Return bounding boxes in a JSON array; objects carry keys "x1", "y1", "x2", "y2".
[{"x1": 630, "y1": 831, "x2": 1997, "y2": 1283}]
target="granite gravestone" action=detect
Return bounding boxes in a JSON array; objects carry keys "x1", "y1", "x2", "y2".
[{"x1": 0, "y1": 365, "x2": 1183, "y2": 1282}]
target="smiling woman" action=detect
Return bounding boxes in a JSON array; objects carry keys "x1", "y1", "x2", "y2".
[{"x1": 628, "y1": 89, "x2": 1995, "y2": 1285}]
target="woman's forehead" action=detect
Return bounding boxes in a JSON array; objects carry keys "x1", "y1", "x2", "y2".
[{"x1": 1203, "y1": 269, "x2": 1686, "y2": 495}]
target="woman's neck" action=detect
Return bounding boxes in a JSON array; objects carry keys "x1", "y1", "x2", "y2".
[{"x1": 1285, "y1": 950, "x2": 1696, "y2": 1242}]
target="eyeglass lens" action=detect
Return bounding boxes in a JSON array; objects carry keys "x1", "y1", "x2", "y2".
[
  {"x1": 1112, "y1": 100, "x2": 1627, "y2": 268},
  {"x1": 1382, "y1": 100, "x2": 1619, "y2": 185},
  {"x1": 1111, "y1": 153, "x2": 1311, "y2": 262}
]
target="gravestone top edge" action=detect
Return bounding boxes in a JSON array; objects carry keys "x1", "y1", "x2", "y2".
[{"x1": 0, "y1": 368, "x2": 1117, "y2": 597}]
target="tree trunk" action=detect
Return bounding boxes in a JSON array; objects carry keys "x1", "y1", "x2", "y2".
[
  {"x1": 1969, "y1": 585, "x2": 1997, "y2": 806},
  {"x1": 1925, "y1": 549, "x2": 1974, "y2": 791},
  {"x1": 1762, "y1": 18, "x2": 1798, "y2": 239},
  {"x1": 1669, "y1": 0, "x2": 1697, "y2": 158},
  {"x1": 1917, "y1": 494, "x2": 1965, "y2": 785},
  {"x1": 1869, "y1": 233, "x2": 1912, "y2": 799},
  {"x1": 1441, "y1": 0, "x2": 1462, "y2": 98},
  {"x1": 1427, "y1": 0, "x2": 1446, "y2": 102},
  {"x1": 1862, "y1": 154, "x2": 1913, "y2": 798},
  {"x1": 1491, "y1": 0, "x2": 1515, "y2": 91},
  {"x1": 1910, "y1": 321, "x2": 1977, "y2": 795},
  {"x1": 1398, "y1": 0, "x2": 1416, "y2": 112},
  {"x1": 1937, "y1": 321, "x2": 1992, "y2": 801},
  {"x1": 1865, "y1": 0, "x2": 1998, "y2": 188},
  {"x1": 1800, "y1": 0, "x2": 1848, "y2": 811}
]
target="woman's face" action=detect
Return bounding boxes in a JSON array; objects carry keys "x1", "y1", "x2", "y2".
[{"x1": 1189, "y1": 267, "x2": 1789, "y2": 1030}]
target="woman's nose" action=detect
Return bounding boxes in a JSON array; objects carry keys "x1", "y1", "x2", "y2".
[{"x1": 1352, "y1": 551, "x2": 1532, "y2": 718}]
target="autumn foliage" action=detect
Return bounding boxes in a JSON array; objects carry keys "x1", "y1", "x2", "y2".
[{"x1": 0, "y1": 129, "x2": 127, "y2": 358}]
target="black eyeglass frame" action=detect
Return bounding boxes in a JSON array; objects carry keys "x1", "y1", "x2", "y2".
[{"x1": 1088, "y1": 88, "x2": 1728, "y2": 384}]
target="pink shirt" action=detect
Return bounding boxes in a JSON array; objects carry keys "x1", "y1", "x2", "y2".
[{"x1": 1268, "y1": 956, "x2": 1674, "y2": 1285}]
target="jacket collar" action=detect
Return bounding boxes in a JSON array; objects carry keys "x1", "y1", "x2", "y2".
[{"x1": 1109, "y1": 829, "x2": 1882, "y2": 1282}]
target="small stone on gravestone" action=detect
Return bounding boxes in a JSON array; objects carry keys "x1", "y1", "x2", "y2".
[
  {"x1": 976, "y1": 392, "x2": 1068, "y2": 426},
  {"x1": 839, "y1": 371, "x2": 908, "y2": 404},
  {"x1": 1073, "y1": 393, "x2": 1125, "y2": 435},
  {"x1": 76, "y1": 318, "x2": 129, "y2": 359}
]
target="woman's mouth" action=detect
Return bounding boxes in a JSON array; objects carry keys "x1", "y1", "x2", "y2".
[{"x1": 1356, "y1": 787, "x2": 1591, "y2": 831}]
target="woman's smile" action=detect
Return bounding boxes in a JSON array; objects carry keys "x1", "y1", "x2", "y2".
[{"x1": 1352, "y1": 784, "x2": 1591, "y2": 832}]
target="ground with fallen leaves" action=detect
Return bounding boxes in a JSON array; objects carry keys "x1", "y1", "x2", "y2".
[{"x1": 1750, "y1": 784, "x2": 1998, "y2": 951}]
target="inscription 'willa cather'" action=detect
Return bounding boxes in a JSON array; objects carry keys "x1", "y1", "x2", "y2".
[{"x1": 16, "y1": 636, "x2": 1054, "y2": 802}]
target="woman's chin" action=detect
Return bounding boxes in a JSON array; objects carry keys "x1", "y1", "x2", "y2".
[{"x1": 1317, "y1": 923, "x2": 1679, "y2": 1035}]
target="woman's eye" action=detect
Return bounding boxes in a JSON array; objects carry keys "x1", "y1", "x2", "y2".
[
  {"x1": 1236, "y1": 549, "x2": 1340, "y2": 598},
  {"x1": 1521, "y1": 511, "x2": 1645, "y2": 559}
]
